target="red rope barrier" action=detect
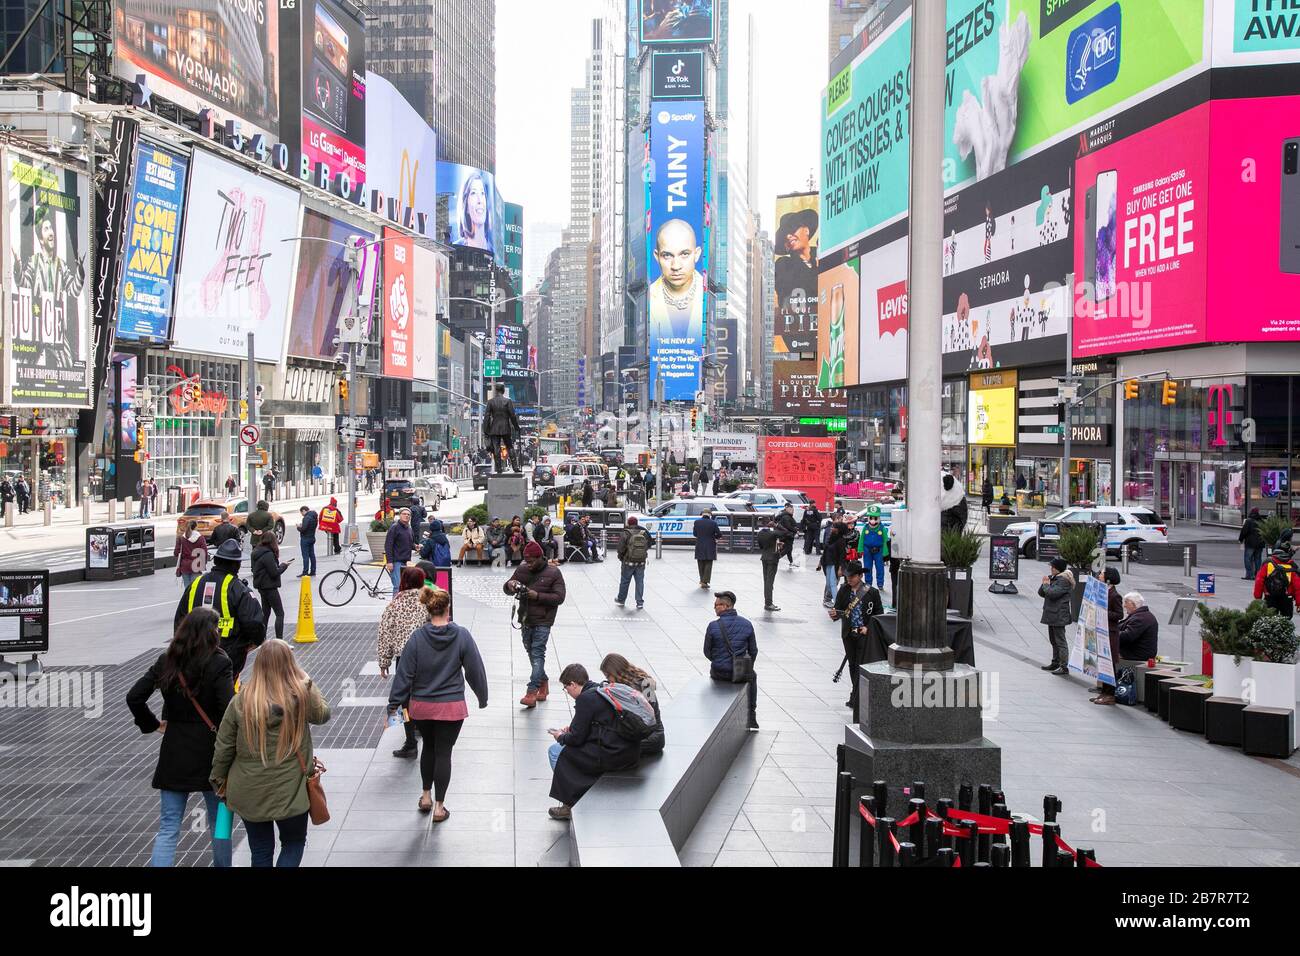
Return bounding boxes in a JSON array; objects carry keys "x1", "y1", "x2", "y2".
[{"x1": 856, "y1": 803, "x2": 1102, "y2": 866}]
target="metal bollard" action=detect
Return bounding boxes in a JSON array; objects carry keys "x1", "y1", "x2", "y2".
[
  {"x1": 1121, "y1": 544, "x2": 1130, "y2": 575},
  {"x1": 910, "y1": 780, "x2": 926, "y2": 801},
  {"x1": 1010, "y1": 820, "x2": 1032, "y2": 867},
  {"x1": 924, "y1": 818, "x2": 944, "y2": 861},
  {"x1": 872, "y1": 780, "x2": 889, "y2": 819},
  {"x1": 977, "y1": 784, "x2": 993, "y2": 863},
  {"x1": 958, "y1": 782, "x2": 973, "y2": 811},
  {"x1": 957, "y1": 820, "x2": 978, "y2": 867},
  {"x1": 897, "y1": 842, "x2": 916, "y2": 867},
  {"x1": 1183, "y1": 546, "x2": 1192, "y2": 577},
  {"x1": 858, "y1": 796, "x2": 876, "y2": 868},
  {"x1": 1057, "y1": 849, "x2": 1076, "y2": 867},
  {"x1": 1042, "y1": 822, "x2": 1062, "y2": 867},
  {"x1": 835, "y1": 744, "x2": 846, "y2": 777},
  {"x1": 832, "y1": 771, "x2": 853, "y2": 868},
  {"x1": 992, "y1": 803, "x2": 1010, "y2": 847},
  {"x1": 991, "y1": 843, "x2": 1010, "y2": 868},
  {"x1": 107, "y1": 498, "x2": 118, "y2": 523},
  {"x1": 1075, "y1": 847, "x2": 1097, "y2": 868},
  {"x1": 877, "y1": 817, "x2": 897, "y2": 867},
  {"x1": 908, "y1": 797, "x2": 927, "y2": 853},
  {"x1": 82, "y1": 488, "x2": 91, "y2": 525},
  {"x1": 43, "y1": 499, "x2": 52, "y2": 526},
  {"x1": 1043, "y1": 794, "x2": 1062, "y2": 823},
  {"x1": 935, "y1": 847, "x2": 955, "y2": 867}
]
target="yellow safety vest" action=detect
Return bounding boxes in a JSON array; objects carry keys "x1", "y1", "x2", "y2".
[{"x1": 187, "y1": 574, "x2": 237, "y2": 639}]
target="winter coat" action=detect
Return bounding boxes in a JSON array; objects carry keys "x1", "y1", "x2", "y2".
[
  {"x1": 210, "y1": 682, "x2": 331, "y2": 823},
  {"x1": 485, "y1": 524, "x2": 507, "y2": 551},
  {"x1": 388, "y1": 622, "x2": 488, "y2": 710},
  {"x1": 174, "y1": 568, "x2": 267, "y2": 655},
  {"x1": 703, "y1": 609, "x2": 758, "y2": 678},
  {"x1": 376, "y1": 588, "x2": 429, "y2": 672},
  {"x1": 617, "y1": 527, "x2": 652, "y2": 565},
  {"x1": 820, "y1": 526, "x2": 849, "y2": 572},
  {"x1": 127, "y1": 649, "x2": 234, "y2": 792},
  {"x1": 174, "y1": 534, "x2": 209, "y2": 578},
  {"x1": 1118, "y1": 606, "x2": 1159, "y2": 661},
  {"x1": 385, "y1": 520, "x2": 415, "y2": 563},
  {"x1": 461, "y1": 524, "x2": 485, "y2": 548},
  {"x1": 1038, "y1": 569, "x2": 1075, "y2": 626},
  {"x1": 208, "y1": 521, "x2": 241, "y2": 549},
  {"x1": 549, "y1": 681, "x2": 640, "y2": 806},
  {"x1": 246, "y1": 507, "x2": 275, "y2": 542},
  {"x1": 419, "y1": 520, "x2": 452, "y2": 566},
  {"x1": 503, "y1": 560, "x2": 567, "y2": 627},
  {"x1": 1239, "y1": 516, "x2": 1265, "y2": 551},
  {"x1": 318, "y1": 502, "x2": 342, "y2": 535},
  {"x1": 251, "y1": 542, "x2": 287, "y2": 592},
  {"x1": 631, "y1": 675, "x2": 665, "y2": 756},
  {"x1": 775, "y1": 512, "x2": 799, "y2": 545},
  {"x1": 756, "y1": 527, "x2": 782, "y2": 563},
  {"x1": 693, "y1": 515, "x2": 721, "y2": 561},
  {"x1": 298, "y1": 510, "x2": 318, "y2": 543}
]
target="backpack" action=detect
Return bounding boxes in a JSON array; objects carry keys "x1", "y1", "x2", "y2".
[
  {"x1": 1265, "y1": 562, "x2": 1293, "y2": 600},
  {"x1": 1114, "y1": 667, "x2": 1138, "y2": 706},
  {"x1": 597, "y1": 682, "x2": 658, "y2": 741},
  {"x1": 624, "y1": 528, "x2": 650, "y2": 565}
]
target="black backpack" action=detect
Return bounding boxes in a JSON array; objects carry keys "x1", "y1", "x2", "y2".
[{"x1": 1265, "y1": 561, "x2": 1293, "y2": 600}]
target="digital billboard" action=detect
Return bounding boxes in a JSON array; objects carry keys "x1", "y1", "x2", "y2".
[
  {"x1": 286, "y1": 207, "x2": 374, "y2": 359},
  {"x1": 365, "y1": 72, "x2": 437, "y2": 235},
  {"x1": 650, "y1": 51, "x2": 705, "y2": 99},
  {"x1": 646, "y1": 101, "x2": 707, "y2": 402},
  {"x1": 437, "y1": 162, "x2": 505, "y2": 265},
  {"x1": 410, "y1": 244, "x2": 442, "y2": 381},
  {"x1": 504, "y1": 202, "x2": 524, "y2": 323},
  {"x1": 299, "y1": 0, "x2": 367, "y2": 193},
  {"x1": 640, "y1": 0, "x2": 715, "y2": 46},
  {"x1": 116, "y1": 141, "x2": 189, "y2": 343},
  {"x1": 815, "y1": 258, "x2": 858, "y2": 390},
  {"x1": 773, "y1": 359, "x2": 848, "y2": 417},
  {"x1": 382, "y1": 226, "x2": 414, "y2": 379},
  {"x1": 773, "y1": 192, "x2": 819, "y2": 354},
  {"x1": 3, "y1": 149, "x2": 91, "y2": 407},
  {"x1": 172, "y1": 150, "x2": 302, "y2": 363}
]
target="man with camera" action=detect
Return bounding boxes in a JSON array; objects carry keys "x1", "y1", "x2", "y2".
[
  {"x1": 504, "y1": 541, "x2": 567, "y2": 708},
  {"x1": 829, "y1": 561, "x2": 882, "y2": 713}
]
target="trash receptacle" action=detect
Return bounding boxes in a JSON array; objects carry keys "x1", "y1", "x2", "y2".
[
  {"x1": 140, "y1": 525, "x2": 156, "y2": 575},
  {"x1": 126, "y1": 526, "x2": 145, "y2": 577},
  {"x1": 87, "y1": 525, "x2": 136, "y2": 580}
]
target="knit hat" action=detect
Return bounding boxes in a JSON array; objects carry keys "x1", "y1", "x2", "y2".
[
  {"x1": 627, "y1": 516, "x2": 638, "y2": 525},
  {"x1": 524, "y1": 541, "x2": 544, "y2": 559},
  {"x1": 1050, "y1": 557, "x2": 1068, "y2": 572}
]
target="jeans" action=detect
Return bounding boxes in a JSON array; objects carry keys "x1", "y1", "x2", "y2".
[
  {"x1": 181, "y1": 571, "x2": 200, "y2": 590},
  {"x1": 823, "y1": 563, "x2": 839, "y2": 602},
  {"x1": 244, "y1": 811, "x2": 309, "y2": 867},
  {"x1": 617, "y1": 563, "x2": 645, "y2": 605},
  {"x1": 151, "y1": 790, "x2": 231, "y2": 868},
  {"x1": 711, "y1": 672, "x2": 758, "y2": 726},
  {"x1": 1047, "y1": 625, "x2": 1069, "y2": 666},
  {"x1": 548, "y1": 741, "x2": 564, "y2": 770},
  {"x1": 389, "y1": 560, "x2": 406, "y2": 591},
  {"x1": 521, "y1": 623, "x2": 551, "y2": 690},
  {"x1": 140, "y1": 499, "x2": 151, "y2": 518},
  {"x1": 1245, "y1": 547, "x2": 1263, "y2": 579},
  {"x1": 300, "y1": 539, "x2": 316, "y2": 576},
  {"x1": 762, "y1": 559, "x2": 779, "y2": 607}
]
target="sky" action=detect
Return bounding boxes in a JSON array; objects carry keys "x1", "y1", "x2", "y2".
[{"x1": 495, "y1": 0, "x2": 830, "y2": 261}]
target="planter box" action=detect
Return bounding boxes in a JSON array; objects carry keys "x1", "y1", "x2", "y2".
[
  {"x1": 1212, "y1": 654, "x2": 1253, "y2": 700},
  {"x1": 1251, "y1": 660, "x2": 1296, "y2": 751},
  {"x1": 947, "y1": 566, "x2": 974, "y2": 619},
  {"x1": 366, "y1": 531, "x2": 389, "y2": 559}
]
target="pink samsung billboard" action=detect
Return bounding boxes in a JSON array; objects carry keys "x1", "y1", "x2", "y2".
[
  {"x1": 1072, "y1": 105, "x2": 1210, "y2": 358},
  {"x1": 1074, "y1": 95, "x2": 1300, "y2": 357}
]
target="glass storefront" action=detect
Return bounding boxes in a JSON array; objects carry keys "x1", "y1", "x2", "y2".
[{"x1": 942, "y1": 378, "x2": 968, "y2": 489}]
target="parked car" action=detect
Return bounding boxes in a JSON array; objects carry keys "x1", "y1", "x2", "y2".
[
  {"x1": 553, "y1": 458, "x2": 608, "y2": 493},
  {"x1": 1005, "y1": 506, "x2": 1168, "y2": 559},
  {"x1": 176, "y1": 499, "x2": 284, "y2": 544},
  {"x1": 532, "y1": 463, "x2": 556, "y2": 487},
  {"x1": 624, "y1": 497, "x2": 756, "y2": 543},
  {"x1": 472, "y1": 463, "x2": 494, "y2": 490},
  {"x1": 418, "y1": 474, "x2": 459, "y2": 499},
  {"x1": 383, "y1": 478, "x2": 424, "y2": 512},
  {"x1": 722, "y1": 488, "x2": 813, "y2": 523}
]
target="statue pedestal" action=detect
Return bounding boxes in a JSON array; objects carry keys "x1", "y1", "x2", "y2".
[{"x1": 486, "y1": 475, "x2": 527, "y2": 523}]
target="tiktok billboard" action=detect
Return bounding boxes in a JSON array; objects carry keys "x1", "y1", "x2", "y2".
[{"x1": 171, "y1": 150, "x2": 303, "y2": 362}]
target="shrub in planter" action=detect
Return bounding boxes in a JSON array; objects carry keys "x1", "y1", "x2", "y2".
[
  {"x1": 1057, "y1": 524, "x2": 1101, "y2": 571},
  {"x1": 369, "y1": 514, "x2": 394, "y2": 533},
  {"x1": 462, "y1": 504, "x2": 489, "y2": 528},
  {"x1": 1248, "y1": 614, "x2": 1299, "y2": 664},
  {"x1": 1259, "y1": 515, "x2": 1290, "y2": 549},
  {"x1": 1198, "y1": 600, "x2": 1272, "y2": 664},
  {"x1": 940, "y1": 528, "x2": 984, "y2": 569},
  {"x1": 525, "y1": 505, "x2": 547, "y2": 523}
]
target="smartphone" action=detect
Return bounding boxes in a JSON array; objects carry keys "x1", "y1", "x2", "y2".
[
  {"x1": 1283, "y1": 137, "x2": 1300, "y2": 274},
  {"x1": 1083, "y1": 185, "x2": 1096, "y2": 309},
  {"x1": 1094, "y1": 170, "x2": 1118, "y2": 313}
]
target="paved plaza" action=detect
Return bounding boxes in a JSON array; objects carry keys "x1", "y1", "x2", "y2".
[{"x1": 1, "y1": 511, "x2": 1298, "y2": 867}]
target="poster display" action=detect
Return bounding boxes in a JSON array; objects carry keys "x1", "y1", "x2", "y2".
[
  {"x1": 760, "y1": 437, "x2": 837, "y2": 511},
  {"x1": 773, "y1": 360, "x2": 848, "y2": 417},
  {"x1": 172, "y1": 150, "x2": 302, "y2": 362},
  {"x1": 410, "y1": 244, "x2": 444, "y2": 382},
  {"x1": 437, "y1": 162, "x2": 505, "y2": 265},
  {"x1": 94, "y1": 118, "x2": 139, "y2": 353},
  {"x1": 116, "y1": 142, "x2": 189, "y2": 342},
  {"x1": 701, "y1": 431, "x2": 757, "y2": 463},
  {"x1": 365, "y1": 72, "x2": 438, "y2": 234},
  {"x1": 3, "y1": 149, "x2": 91, "y2": 407},
  {"x1": 646, "y1": 101, "x2": 708, "y2": 401},
  {"x1": 1069, "y1": 574, "x2": 1116, "y2": 687},
  {"x1": 286, "y1": 208, "x2": 374, "y2": 359},
  {"x1": 299, "y1": 0, "x2": 367, "y2": 192},
  {"x1": 639, "y1": 0, "x2": 715, "y2": 45},
  {"x1": 773, "y1": 192, "x2": 819, "y2": 353},
  {"x1": 382, "y1": 227, "x2": 414, "y2": 379},
  {"x1": 968, "y1": 371, "x2": 1018, "y2": 446},
  {"x1": 856, "y1": 234, "x2": 909, "y2": 383},
  {"x1": 504, "y1": 202, "x2": 524, "y2": 323},
  {"x1": 816, "y1": 259, "x2": 859, "y2": 389},
  {"x1": 0, "y1": 570, "x2": 49, "y2": 654}
]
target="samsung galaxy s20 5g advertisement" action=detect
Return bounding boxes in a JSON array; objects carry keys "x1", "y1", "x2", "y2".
[{"x1": 1284, "y1": 137, "x2": 1300, "y2": 275}]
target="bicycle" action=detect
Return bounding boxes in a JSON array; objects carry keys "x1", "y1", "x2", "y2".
[{"x1": 317, "y1": 544, "x2": 394, "y2": 606}]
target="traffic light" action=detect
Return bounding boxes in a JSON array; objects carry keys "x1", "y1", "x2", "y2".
[
  {"x1": 258, "y1": 448, "x2": 269, "y2": 465},
  {"x1": 690, "y1": 407, "x2": 698, "y2": 431},
  {"x1": 1161, "y1": 379, "x2": 1179, "y2": 406},
  {"x1": 1124, "y1": 379, "x2": 1138, "y2": 400},
  {"x1": 337, "y1": 378, "x2": 349, "y2": 401}
]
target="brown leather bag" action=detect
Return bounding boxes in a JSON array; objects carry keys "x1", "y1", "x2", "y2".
[{"x1": 296, "y1": 750, "x2": 330, "y2": 825}]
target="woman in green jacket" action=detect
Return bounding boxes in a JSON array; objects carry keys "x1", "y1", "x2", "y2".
[{"x1": 210, "y1": 639, "x2": 330, "y2": 867}]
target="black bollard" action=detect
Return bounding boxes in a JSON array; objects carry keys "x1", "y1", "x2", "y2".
[
  {"x1": 958, "y1": 782, "x2": 973, "y2": 811},
  {"x1": 935, "y1": 798, "x2": 954, "y2": 852},
  {"x1": 992, "y1": 788, "x2": 1006, "y2": 807},
  {"x1": 1075, "y1": 847, "x2": 1097, "y2": 868},
  {"x1": 957, "y1": 819, "x2": 978, "y2": 867},
  {"x1": 908, "y1": 797, "x2": 927, "y2": 853},
  {"x1": 873, "y1": 780, "x2": 889, "y2": 819},
  {"x1": 836, "y1": 743, "x2": 846, "y2": 776},
  {"x1": 858, "y1": 796, "x2": 876, "y2": 868},
  {"x1": 877, "y1": 817, "x2": 897, "y2": 867},
  {"x1": 1042, "y1": 822, "x2": 1062, "y2": 867},
  {"x1": 1057, "y1": 849, "x2": 1076, "y2": 867},
  {"x1": 898, "y1": 842, "x2": 916, "y2": 867},
  {"x1": 991, "y1": 843, "x2": 1010, "y2": 868},
  {"x1": 924, "y1": 817, "x2": 944, "y2": 861},
  {"x1": 977, "y1": 784, "x2": 993, "y2": 863},
  {"x1": 992, "y1": 803, "x2": 1010, "y2": 848},
  {"x1": 833, "y1": 771, "x2": 853, "y2": 868},
  {"x1": 935, "y1": 847, "x2": 956, "y2": 867},
  {"x1": 1043, "y1": 793, "x2": 1062, "y2": 824},
  {"x1": 911, "y1": 780, "x2": 926, "y2": 801},
  {"x1": 1010, "y1": 820, "x2": 1031, "y2": 867}
]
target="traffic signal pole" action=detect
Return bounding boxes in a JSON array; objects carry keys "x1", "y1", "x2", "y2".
[{"x1": 246, "y1": 333, "x2": 258, "y2": 512}]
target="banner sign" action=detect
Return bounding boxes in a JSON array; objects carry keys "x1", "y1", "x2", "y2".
[
  {"x1": 93, "y1": 117, "x2": 139, "y2": 356},
  {"x1": 116, "y1": 141, "x2": 188, "y2": 343},
  {"x1": 701, "y1": 431, "x2": 757, "y2": 462},
  {"x1": 382, "y1": 226, "x2": 414, "y2": 379},
  {"x1": 1070, "y1": 574, "x2": 1116, "y2": 687},
  {"x1": 760, "y1": 436, "x2": 837, "y2": 511},
  {"x1": 0, "y1": 569, "x2": 50, "y2": 654}
]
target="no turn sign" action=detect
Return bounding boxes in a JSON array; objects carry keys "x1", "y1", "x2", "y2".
[{"x1": 240, "y1": 423, "x2": 262, "y2": 447}]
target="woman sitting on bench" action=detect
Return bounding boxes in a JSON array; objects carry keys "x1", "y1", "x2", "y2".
[{"x1": 457, "y1": 517, "x2": 486, "y2": 564}]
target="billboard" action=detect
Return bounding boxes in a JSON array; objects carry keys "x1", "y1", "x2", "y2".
[
  {"x1": 640, "y1": 0, "x2": 715, "y2": 45},
  {"x1": 382, "y1": 227, "x2": 414, "y2": 379},
  {"x1": 410, "y1": 244, "x2": 442, "y2": 381},
  {"x1": 116, "y1": 142, "x2": 189, "y2": 343},
  {"x1": 773, "y1": 359, "x2": 848, "y2": 417},
  {"x1": 774, "y1": 192, "x2": 819, "y2": 354},
  {"x1": 856, "y1": 234, "x2": 909, "y2": 384},
  {"x1": 172, "y1": 149, "x2": 302, "y2": 363},
  {"x1": 647, "y1": 101, "x2": 707, "y2": 402},
  {"x1": 650, "y1": 51, "x2": 705, "y2": 99},
  {"x1": 299, "y1": 0, "x2": 366, "y2": 192},
  {"x1": 496, "y1": 324, "x2": 530, "y2": 380},
  {"x1": 760, "y1": 436, "x2": 837, "y2": 511},
  {"x1": 968, "y1": 373, "x2": 1018, "y2": 446},
  {"x1": 365, "y1": 72, "x2": 438, "y2": 235},
  {"x1": 815, "y1": 258, "x2": 859, "y2": 390},
  {"x1": 504, "y1": 202, "x2": 524, "y2": 322},
  {"x1": 437, "y1": 162, "x2": 505, "y2": 265},
  {"x1": 3, "y1": 150, "x2": 91, "y2": 407},
  {"x1": 286, "y1": 207, "x2": 374, "y2": 359},
  {"x1": 112, "y1": 0, "x2": 283, "y2": 144},
  {"x1": 94, "y1": 118, "x2": 139, "y2": 355}
]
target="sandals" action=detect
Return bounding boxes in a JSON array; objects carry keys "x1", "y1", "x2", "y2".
[
  {"x1": 418, "y1": 796, "x2": 433, "y2": 814},
  {"x1": 431, "y1": 807, "x2": 451, "y2": 824}
]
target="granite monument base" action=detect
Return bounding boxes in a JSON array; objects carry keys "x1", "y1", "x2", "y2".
[{"x1": 486, "y1": 475, "x2": 527, "y2": 523}]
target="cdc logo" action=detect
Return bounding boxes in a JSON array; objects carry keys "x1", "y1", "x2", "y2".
[{"x1": 1066, "y1": 2, "x2": 1121, "y2": 105}]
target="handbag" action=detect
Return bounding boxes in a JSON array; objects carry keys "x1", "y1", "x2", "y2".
[
  {"x1": 296, "y1": 750, "x2": 330, "y2": 825},
  {"x1": 718, "y1": 616, "x2": 754, "y2": 684}
]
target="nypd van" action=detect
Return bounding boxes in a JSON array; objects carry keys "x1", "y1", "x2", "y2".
[
  {"x1": 1005, "y1": 506, "x2": 1168, "y2": 559},
  {"x1": 628, "y1": 497, "x2": 756, "y2": 543}
]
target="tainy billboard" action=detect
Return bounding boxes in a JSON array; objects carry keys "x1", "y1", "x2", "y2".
[
  {"x1": 646, "y1": 101, "x2": 708, "y2": 402},
  {"x1": 3, "y1": 149, "x2": 91, "y2": 407}
]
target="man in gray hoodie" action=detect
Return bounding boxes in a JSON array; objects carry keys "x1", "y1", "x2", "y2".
[{"x1": 1038, "y1": 557, "x2": 1075, "y2": 675}]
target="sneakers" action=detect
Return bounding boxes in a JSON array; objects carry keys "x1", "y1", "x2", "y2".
[
  {"x1": 548, "y1": 804, "x2": 572, "y2": 820},
  {"x1": 764, "y1": 604, "x2": 781, "y2": 612},
  {"x1": 636, "y1": 602, "x2": 644, "y2": 610},
  {"x1": 520, "y1": 688, "x2": 538, "y2": 708},
  {"x1": 614, "y1": 599, "x2": 625, "y2": 607},
  {"x1": 1052, "y1": 666, "x2": 1070, "y2": 676},
  {"x1": 747, "y1": 719, "x2": 760, "y2": 731},
  {"x1": 822, "y1": 600, "x2": 835, "y2": 609}
]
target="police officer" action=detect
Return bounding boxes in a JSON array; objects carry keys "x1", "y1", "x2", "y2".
[{"x1": 174, "y1": 538, "x2": 267, "y2": 681}]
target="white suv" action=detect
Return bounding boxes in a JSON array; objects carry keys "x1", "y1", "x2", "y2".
[
  {"x1": 722, "y1": 489, "x2": 812, "y2": 523},
  {"x1": 1005, "y1": 506, "x2": 1169, "y2": 558}
]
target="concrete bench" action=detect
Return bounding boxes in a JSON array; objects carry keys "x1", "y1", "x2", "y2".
[{"x1": 570, "y1": 678, "x2": 750, "y2": 867}]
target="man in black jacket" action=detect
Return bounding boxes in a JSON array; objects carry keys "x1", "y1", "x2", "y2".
[
  {"x1": 775, "y1": 503, "x2": 800, "y2": 568},
  {"x1": 297, "y1": 506, "x2": 317, "y2": 577},
  {"x1": 1239, "y1": 508, "x2": 1265, "y2": 580},
  {"x1": 693, "y1": 509, "x2": 721, "y2": 588},
  {"x1": 756, "y1": 517, "x2": 783, "y2": 611},
  {"x1": 505, "y1": 541, "x2": 567, "y2": 707},
  {"x1": 801, "y1": 503, "x2": 823, "y2": 556},
  {"x1": 829, "y1": 561, "x2": 883, "y2": 713},
  {"x1": 484, "y1": 383, "x2": 521, "y2": 473},
  {"x1": 546, "y1": 662, "x2": 640, "y2": 820},
  {"x1": 384, "y1": 508, "x2": 415, "y2": 590},
  {"x1": 1118, "y1": 592, "x2": 1159, "y2": 660},
  {"x1": 208, "y1": 512, "x2": 241, "y2": 550},
  {"x1": 174, "y1": 538, "x2": 267, "y2": 681}
]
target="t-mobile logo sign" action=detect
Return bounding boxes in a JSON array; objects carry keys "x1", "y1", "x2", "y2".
[{"x1": 1207, "y1": 383, "x2": 1234, "y2": 447}]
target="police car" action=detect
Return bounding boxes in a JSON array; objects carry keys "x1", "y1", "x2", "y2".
[
  {"x1": 721, "y1": 489, "x2": 812, "y2": 523},
  {"x1": 1005, "y1": 506, "x2": 1168, "y2": 558},
  {"x1": 628, "y1": 497, "x2": 756, "y2": 543}
]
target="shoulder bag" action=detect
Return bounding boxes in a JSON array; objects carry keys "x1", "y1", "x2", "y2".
[
  {"x1": 295, "y1": 680, "x2": 330, "y2": 825},
  {"x1": 177, "y1": 672, "x2": 217, "y2": 732},
  {"x1": 717, "y1": 616, "x2": 754, "y2": 684}
]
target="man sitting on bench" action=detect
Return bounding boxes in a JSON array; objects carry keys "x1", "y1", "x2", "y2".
[{"x1": 565, "y1": 514, "x2": 601, "y2": 563}]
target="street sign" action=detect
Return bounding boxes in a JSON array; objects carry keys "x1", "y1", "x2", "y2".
[
  {"x1": 483, "y1": 359, "x2": 502, "y2": 378},
  {"x1": 1197, "y1": 573, "x2": 1216, "y2": 596},
  {"x1": 354, "y1": 439, "x2": 364, "y2": 450},
  {"x1": 1044, "y1": 424, "x2": 1064, "y2": 435},
  {"x1": 451, "y1": 437, "x2": 462, "y2": 451},
  {"x1": 240, "y1": 423, "x2": 261, "y2": 446}
]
